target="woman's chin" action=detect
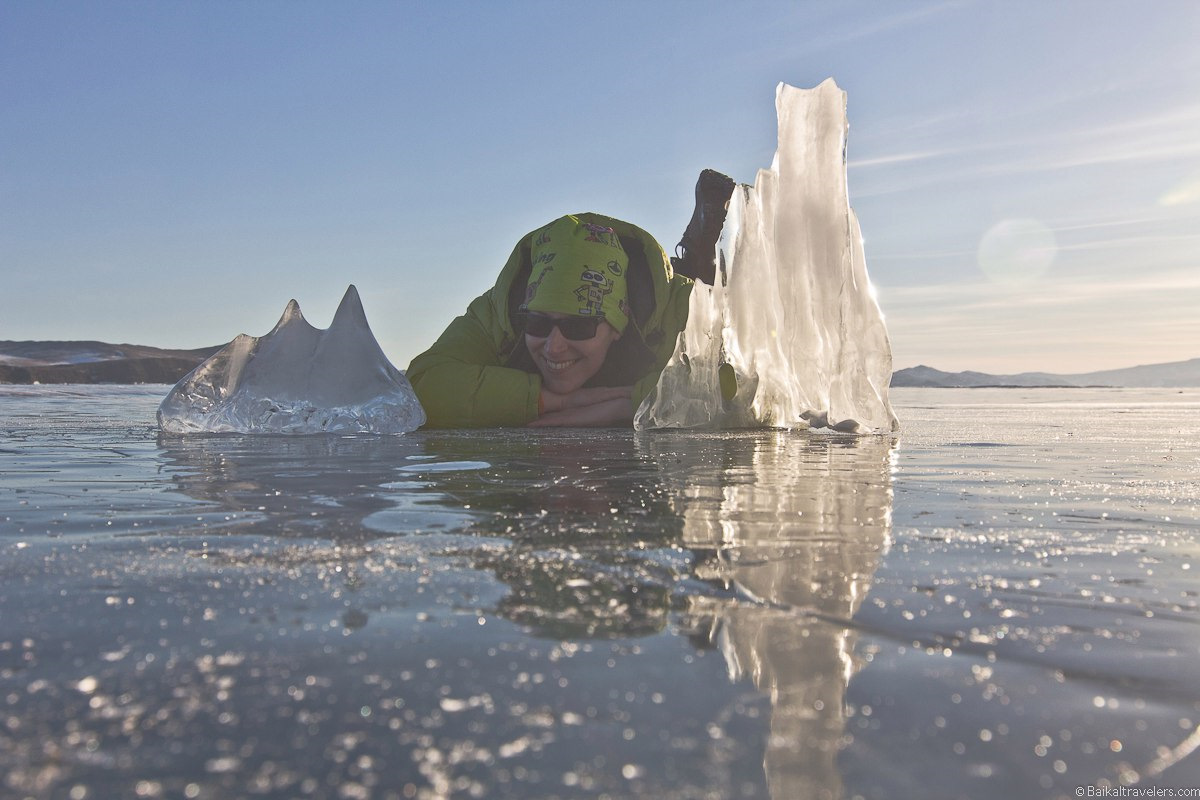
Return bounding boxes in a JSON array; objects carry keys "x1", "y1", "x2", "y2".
[
  {"x1": 544, "y1": 379, "x2": 581, "y2": 395},
  {"x1": 541, "y1": 371, "x2": 586, "y2": 395}
]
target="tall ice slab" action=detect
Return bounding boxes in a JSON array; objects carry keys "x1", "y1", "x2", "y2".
[{"x1": 636, "y1": 80, "x2": 898, "y2": 433}]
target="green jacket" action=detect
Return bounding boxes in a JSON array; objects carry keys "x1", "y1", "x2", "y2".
[{"x1": 407, "y1": 213, "x2": 693, "y2": 428}]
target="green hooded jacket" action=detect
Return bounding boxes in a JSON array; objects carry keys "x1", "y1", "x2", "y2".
[{"x1": 407, "y1": 213, "x2": 693, "y2": 428}]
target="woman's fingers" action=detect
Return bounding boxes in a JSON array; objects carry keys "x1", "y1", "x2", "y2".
[{"x1": 528, "y1": 397, "x2": 632, "y2": 427}]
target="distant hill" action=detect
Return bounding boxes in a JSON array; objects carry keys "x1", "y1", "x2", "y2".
[
  {"x1": 0, "y1": 341, "x2": 222, "y2": 385},
  {"x1": 4, "y1": 340, "x2": 1197, "y2": 389},
  {"x1": 891, "y1": 357, "x2": 1200, "y2": 388}
]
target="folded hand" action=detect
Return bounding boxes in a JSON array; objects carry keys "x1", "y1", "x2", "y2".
[{"x1": 530, "y1": 386, "x2": 633, "y2": 427}]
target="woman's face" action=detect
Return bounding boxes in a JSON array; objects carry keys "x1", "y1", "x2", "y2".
[{"x1": 525, "y1": 312, "x2": 621, "y2": 395}]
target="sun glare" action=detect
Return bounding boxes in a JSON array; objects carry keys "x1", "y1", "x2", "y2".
[{"x1": 977, "y1": 219, "x2": 1058, "y2": 286}]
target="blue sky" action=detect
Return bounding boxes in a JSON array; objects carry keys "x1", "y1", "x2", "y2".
[{"x1": 3, "y1": 0, "x2": 1198, "y2": 374}]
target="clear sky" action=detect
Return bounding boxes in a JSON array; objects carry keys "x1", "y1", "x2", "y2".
[{"x1": 3, "y1": 0, "x2": 1198, "y2": 374}]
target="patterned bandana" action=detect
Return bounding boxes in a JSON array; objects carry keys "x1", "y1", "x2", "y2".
[{"x1": 522, "y1": 215, "x2": 630, "y2": 334}]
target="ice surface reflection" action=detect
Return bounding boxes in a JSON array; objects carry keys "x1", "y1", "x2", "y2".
[
  {"x1": 158, "y1": 427, "x2": 894, "y2": 656},
  {"x1": 2, "y1": 385, "x2": 898, "y2": 798},
  {"x1": 3, "y1": 386, "x2": 1198, "y2": 798},
  {"x1": 649, "y1": 432, "x2": 894, "y2": 800}
]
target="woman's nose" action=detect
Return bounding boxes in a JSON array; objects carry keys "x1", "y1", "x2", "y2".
[{"x1": 543, "y1": 326, "x2": 569, "y2": 353}]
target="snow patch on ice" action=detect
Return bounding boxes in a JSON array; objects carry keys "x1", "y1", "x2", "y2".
[
  {"x1": 636, "y1": 79, "x2": 898, "y2": 433},
  {"x1": 157, "y1": 286, "x2": 425, "y2": 434}
]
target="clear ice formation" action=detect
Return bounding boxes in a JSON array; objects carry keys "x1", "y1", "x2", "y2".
[
  {"x1": 157, "y1": 286, "x2": 426, "y2": 435},
  {"x1": 635, "y1": 79, "x2": 898, "y2": 433}
]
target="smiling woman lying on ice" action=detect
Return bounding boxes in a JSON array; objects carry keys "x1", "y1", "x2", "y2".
[
  {"x1": 405, "y1": 213, "x2": 690, "y2": 428},
  {"x1": 404, "y1": 173, "x2": 748, "y2": 432}
]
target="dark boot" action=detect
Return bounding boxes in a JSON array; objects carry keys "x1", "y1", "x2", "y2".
[{"x1": 670, "y1": 168, "x2": 736, "y2": 285}]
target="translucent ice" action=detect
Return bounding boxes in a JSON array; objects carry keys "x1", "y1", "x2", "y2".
[
  {"x1": 158, "y1": 286, "x2": 425, "y2": 434},
  {"x1": 636, "y1": 80, "x2": 898, "y2": 433}
]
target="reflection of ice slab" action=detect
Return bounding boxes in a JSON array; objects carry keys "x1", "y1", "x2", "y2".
[
  {"x1": 637, "y1": 80, "x2": 898, "y2": 433},
  {"x1": 643, "y1": 431, "x2": 894, "y2": 800},
  {"x1": 158, "y1": 286, "x2": 425, "y2": 434}
]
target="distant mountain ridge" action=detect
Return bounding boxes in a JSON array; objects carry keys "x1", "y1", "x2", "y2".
[
  {"x1": 0, "y1": 340, "x2": 222, "y2": 385},
  {"x1": 3, "y1": 340, "x2": 1198, "y2": 388},
  {"x1": 891, "y1": 357, "x2": 1200, "y2": 388}
]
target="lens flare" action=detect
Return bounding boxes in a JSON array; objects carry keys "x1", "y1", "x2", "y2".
[{"x1": 977, "y1": 219, "x2": 1057, "y2": 285}]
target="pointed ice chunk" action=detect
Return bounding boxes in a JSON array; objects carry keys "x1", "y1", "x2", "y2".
[
  {"x1": 157, "y1": 286, "x2": 426, "y2": 434},
  {"x1": 636, "y1": 80, "x2": 898, "y2": 433}
]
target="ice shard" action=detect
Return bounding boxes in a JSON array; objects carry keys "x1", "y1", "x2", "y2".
[
  {"x1": 157, "y1": 285, "x2": 426, "y2": 434},
  {"x1": 636, "y1": 79, "x2": 898, "y2": 433}
]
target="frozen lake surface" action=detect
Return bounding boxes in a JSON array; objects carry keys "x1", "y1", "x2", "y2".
[{"x1": 2, "y1": 385, "x2": 1198, "y2": 799}]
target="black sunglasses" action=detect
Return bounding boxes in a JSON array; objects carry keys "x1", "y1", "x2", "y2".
[{"x1": 522, "y1": 312, "x2": 602, "y2": 341}]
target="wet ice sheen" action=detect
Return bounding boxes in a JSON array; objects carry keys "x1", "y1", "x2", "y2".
[
  {"x1": 637, "y1": 80, "x2": 896, "y2": 433},
  {"x1": 1, "y1": 385, "x2": 1198, "y2": 799},
  {"x1": 157, "y1": 285, "x2": 425, "y2": 435}
]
